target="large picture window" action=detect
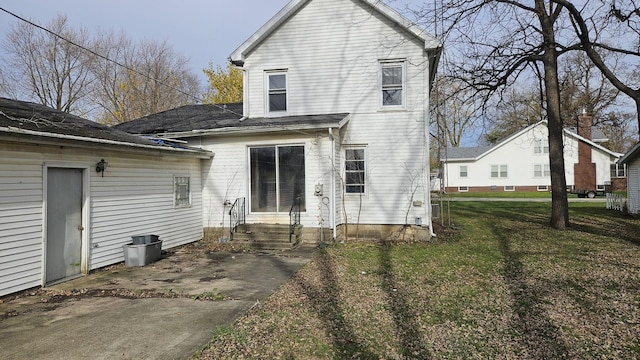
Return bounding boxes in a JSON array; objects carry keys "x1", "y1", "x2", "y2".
[
  {"x1": 267, "y1": 71, "x2": 287, "y2": 113},
  {"x1": 250, "y1": 145, "x2": 305, "y2": 212},
  {"x1": 345, "y1": 148, "x2": 366, "y2": 193}
]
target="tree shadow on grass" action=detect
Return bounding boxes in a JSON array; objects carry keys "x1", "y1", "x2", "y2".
[
  {"x1": 378, "y1": 244, "x2": 432, "y2": 359},
  {"x1": 292, "y1": 250, "x2": 378, "y2": 359},
  {"x1": 498, "y1": 233, "x2": 570, "y2": 358}
]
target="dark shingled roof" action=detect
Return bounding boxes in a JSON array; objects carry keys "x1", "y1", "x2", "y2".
[
  {"x1": 0, "y1": 97, "x2": 160, "y2": 145},
  {"x1": 114, "y1": 103, "x2": 349, "y2": 135},
  {"x1": 0, "y1": 97, "x2": 209, "y2": 155},
  {"x1": 114, "y1": 103, "x2": 244, "y2": 134}
]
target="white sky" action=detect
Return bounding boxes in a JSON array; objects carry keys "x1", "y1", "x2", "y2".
[{"x1": 0, "y1": 0, "x2": 292, "y2": 81}]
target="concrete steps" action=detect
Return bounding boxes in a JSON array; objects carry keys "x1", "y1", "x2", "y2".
[{"x1": 232, "y1": 224, "x2": 303, "y2": 250}]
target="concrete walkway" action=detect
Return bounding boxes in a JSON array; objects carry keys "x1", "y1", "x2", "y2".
[{"x1": 0, "y1": 245, "x2": 316, "y2": 360}]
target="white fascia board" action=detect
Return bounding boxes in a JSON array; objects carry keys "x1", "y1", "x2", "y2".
[
  {"x1": 0, "y1": 126, "x2": 213, "y2": 159},
  {"x1": 562, "y1": 128, "x2": 623, "y2": 158},
  {"x1": 361, "y1": 0, "x2": 441, "y2": 49},
  {"x1": 473, "y1": 120, "x2": 547, "y2": 161},
  {"x1": 228, "y1": 0, "x2": 442, "y2": 65},
  {"x1": 619, "y1": 141, "x2": 640, "y2": 164},
  {"x1": 229, "y1": 0, "x2": 308, "y2": 65},
  {"x1": 154, "y1": 122, "x2": 345, "y2": 139}
]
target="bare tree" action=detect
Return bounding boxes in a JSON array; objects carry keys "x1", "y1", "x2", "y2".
[
  {"x1": 92, "y1": 34, "x2": 201, "y2": 125},
  {"x1": 432, "y1": 76, "x2": 482, "y2": 147},
  {"x1": 2, "y1": 15, "x2": 94, "y2": 114}
]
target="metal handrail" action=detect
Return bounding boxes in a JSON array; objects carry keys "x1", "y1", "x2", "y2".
[
  {"x1": 229, "y1": 197, "x2": 245, "y2": 240},
  {"x1": 289, "y1": 197, "x2": 301, "y2": 243}
]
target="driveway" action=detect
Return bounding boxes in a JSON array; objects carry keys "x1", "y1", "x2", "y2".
[{"x1": 0, "y1": 244, "x2": 316, "y2": 360}]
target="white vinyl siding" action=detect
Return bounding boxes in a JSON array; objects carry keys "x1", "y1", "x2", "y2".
[
  {"x1": 0, "y1": 143, "x2": 204, "y2": 297},
  {"x1": 627, "y1": 158, "x2": 640, "y2": 214},
  {"x1": 195, "y1": 133, "x2": 333, "y2": 228}
]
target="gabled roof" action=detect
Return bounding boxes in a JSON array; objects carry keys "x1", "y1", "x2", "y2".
[
  {"x1": 442, "y1": 120, "x2": 622, "y2": 162},
  {"x1": 115, "y1": 103, "x2": 350, "y2": 138},
  {"x1": 618, "y1": 141, "x2": 640, "y2": 165},
  {"x1": 229, "y1": 0, "x2": 442, "y2": 66},
  {"x1": 0, "y1": 97, "x2": 211, "y2": 157}
]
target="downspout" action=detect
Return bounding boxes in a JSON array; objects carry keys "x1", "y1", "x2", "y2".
[
  {"x1": 329, "y1": 127, "x2": 337, "y2": 240},
  {"x1": 424, "y1": 55, "x2": 436, "y2": 237}
]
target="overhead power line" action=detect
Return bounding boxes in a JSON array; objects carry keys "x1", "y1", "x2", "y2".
[{"x1": 0, "y1": 6, "x2": 243, "y2": 118}]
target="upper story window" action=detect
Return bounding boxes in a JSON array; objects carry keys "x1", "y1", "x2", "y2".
[
  {"x1": 459, "y1": 165, "x2": 468, "y2": 178},
  {"x1": 491, "y1": 165, "x2": 508, "y2": 178},
  {"x1": 266, "y1": 71, "x2": 287, "y2": 114},
  {"x1": 381, "y1": 61, "x2": 405, "y2": 107},
  {"x1": 534, "y1": 138, "x2": 549, "y2": 154}
]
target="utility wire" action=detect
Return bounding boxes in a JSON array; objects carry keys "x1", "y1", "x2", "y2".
[{"x1": 0, "y1": 6, "x2": 244, "y2": 118}]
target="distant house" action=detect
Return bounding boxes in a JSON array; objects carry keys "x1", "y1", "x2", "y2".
[
  {"x1": 618, "y1": 142, "x2": 640, "y2": 214},
  {"x1": 0, "y1": 98, "x2": 211, "y2": 297},
  {"x1": 441, "y1": 114, "x2": 624, "y2": 196},
  {"x1": 117, "y1": 0, "x2": 442, "y2": 241}
]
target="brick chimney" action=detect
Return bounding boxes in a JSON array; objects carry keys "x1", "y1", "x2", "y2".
[
  {"x1": 574, "y1": 110, "x2": 596, "y2": 191},
  {"x1": 577, "y1": 109, "x2": 592, "y2": 140}
]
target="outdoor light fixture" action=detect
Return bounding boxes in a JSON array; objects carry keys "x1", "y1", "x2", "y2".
[{"x1": 96, "y1": 159, "x2": 108, "y2": 177}]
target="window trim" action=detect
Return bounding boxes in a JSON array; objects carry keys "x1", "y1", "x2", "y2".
[
  {"x1": 490, "y1": 164, "x2": 508, "y2": 178},
  {"x1": 459, "y1": 165, "x2": 468, "y2": 178},
  {"x1": 504, "y1": 185, "x2": 515, "y2": 192},
  {"x1": 344, "y1": 146, "x2": 367, "y2": 195},
  {"x1": 537, "y1": 185, "x2": 549, "y2": 191},
  {"x1": 534, "y1": 164, "x2": 550, "y2": 178},
  {"x1": 534, "y1": 138, "x2": 549, "y2": 154},
  {"x1": 379, "y1": 60, "x2": 406, "y2": 109},
  {"x1": 610, "y1": 163, "x2": 626, "y2": 178},
  {"x1": 173, "y1": 175, "x2": 191, "y2": 208},
  {"x1": 265, "y1": 70, "x2": 288, "y2": 116},
  {"x1": 458, "y1": 186, "x2": 469, "y2": 192}
]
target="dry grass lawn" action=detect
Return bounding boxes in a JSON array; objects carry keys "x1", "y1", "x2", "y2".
[{"x1": 196, "y1": 202, "x2": 640, "y2": 359}]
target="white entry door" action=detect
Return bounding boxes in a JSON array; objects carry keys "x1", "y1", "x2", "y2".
[{"x1": 46, "y1": 168, "x2": 83, "y2": 284}]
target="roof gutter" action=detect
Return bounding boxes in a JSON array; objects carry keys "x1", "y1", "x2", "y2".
[{"x1": 0, "y1": 126, "x2": 213, "y2": 159}]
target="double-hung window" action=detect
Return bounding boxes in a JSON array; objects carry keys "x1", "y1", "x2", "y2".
[
  {"x1": 534, "y1": 139, "x2": 549, "y2": 154},
  {"x1": 174, "y1": 176, "x2": 191, "y2": 207},
  {"x1": 345, "y1": 148, "x2": 366, "y2": 194},
  {"x1": 266, "y1": 71, "x2": 287, "y2": 114},
  {"x1": 459, "y1": 165, "x2": 468, "y2": 178},
  {"x1": 491, "y1": 165, "x2": 508, "y2": 178},
  {"x1": 381, "y1": 61, "x2": 404, "y2": 107},
  {"x1": 534, "y1": 164, "x2": 550, "y2": 177},
  {"x1": 610, "y1": 163, "x2": 626, "y2": 178}
]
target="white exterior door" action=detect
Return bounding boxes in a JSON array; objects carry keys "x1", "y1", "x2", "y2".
[{"x1": 46, "y1": 168, "x2": 83, "y2": 284}]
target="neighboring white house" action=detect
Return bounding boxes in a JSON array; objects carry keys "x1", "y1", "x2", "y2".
[
  {"x1": 117, "y1": 0, "x2": 442, "y2": 240},
  {"x1": 618, "y1": 141, "x2": 640, "y2": 214},
  {"x1": 0, "y1": 98, "x2": 212, "y2": 297},
  {"x1": 441, "y1": 117, "x2": 624, "y2": 196}
]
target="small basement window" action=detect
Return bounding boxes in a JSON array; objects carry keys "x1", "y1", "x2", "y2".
[
  {"x1": 458, "y1": 186, "x2": 469, "y2": 192},
  {"x1": 537, "y1": 185, "x2": 549, "y2": 191},
  {"x1": 504, "y1": 185, "x2": 515, "y2": 192}
]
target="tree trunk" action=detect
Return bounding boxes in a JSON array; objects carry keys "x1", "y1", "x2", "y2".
[{"x1": 537, "y1": 0, "x2": 569, "y2": 229}]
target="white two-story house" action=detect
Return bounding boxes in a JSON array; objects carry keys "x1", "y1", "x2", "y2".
[
  {"x1": 117, "y1": 0, "x2": 442, "y2": 242},
  {"x1": 441, "y1": 115, "x2": 624, "y2": 196}
]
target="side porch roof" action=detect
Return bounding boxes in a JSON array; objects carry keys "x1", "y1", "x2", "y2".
[{"x1": 115, "y1": 103, "x2": 350, "y2": 139}]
